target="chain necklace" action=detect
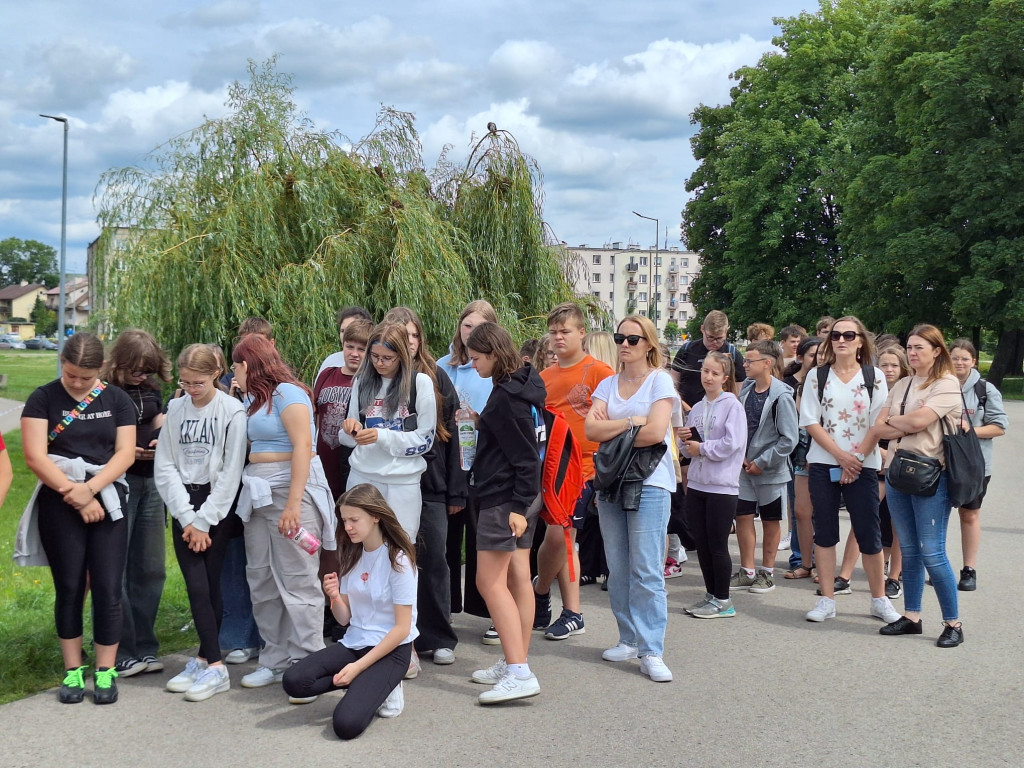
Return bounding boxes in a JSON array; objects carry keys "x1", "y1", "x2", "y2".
[
  {"x1": 621, "y1": 367, "x2": 654, "y2": 383},
  {"x1": 130, "y1": 387, "x2": 145, "y2": 423}
]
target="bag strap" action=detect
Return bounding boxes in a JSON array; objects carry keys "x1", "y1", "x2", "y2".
[
  {"x1": 891, "y1": 377, "x2": 914, "y2": 450},
  {"x1": 48, "y1": 381, "x2": 107, "y2": 444},
  {"x1": 973, "y1": 378, "x2": 987, "y2": 414}
]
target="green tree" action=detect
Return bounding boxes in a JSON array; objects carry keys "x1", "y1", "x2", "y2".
[
  {"x1": 96, "y1": 59, "x2": 574, "y2": 378},
  {"x1": 663, "y1": 321, "x2": 682, "y2": 345},
  {"x1": 836, "y1": 0, "x2": 1024, "y2": 384},
  {"x1": 0, "y1": 238, "x2": 58, "y2": 288},
  {"x1": 684, "y1": 0, "x2": 880, "y2": 332},
  {"x1": 30, "y1": 296, "x2": 57, "y2": 336}
]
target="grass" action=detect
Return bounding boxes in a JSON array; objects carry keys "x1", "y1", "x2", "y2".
[
  {"x1": 0, "y1": 351, "x2": 61, "y2": 402},
  {"x1": 0, "y1": 430, "x2": 197, "y2": 704}
]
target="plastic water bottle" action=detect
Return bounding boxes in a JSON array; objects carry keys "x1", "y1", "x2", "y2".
[
  {"x1": 456, "y1": 404, "x2": 476, "y2": 471},
  {"x1": 287, "y1": 526, "x2": 321, "y2": 555}
]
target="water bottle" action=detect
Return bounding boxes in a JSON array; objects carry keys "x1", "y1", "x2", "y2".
[
  {"x1": 287, "y1": 526, "x2": 321, "y2": 555},
  {"x1": 456, "y1": 404, "x2": 477, "y2": 471}
]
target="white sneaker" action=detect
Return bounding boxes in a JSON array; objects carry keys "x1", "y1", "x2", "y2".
[
  {"x1": 167, "y1": 658, "x2": 207, "y2": 692},
  {"x1": 405, "y1": 650, "x2": 421, "y2": 679},
  {"x1": 240, "y1": 666, "x2": 284, "y2": 688},
  {"x1": 778, "y1": 532, "x2": 792, "y2": 550},
  {"x1": 639, "y1": 655, "x2": 673, "y2": 682},
  {"x1": 184, "y1": 665, "x2": 230, "y2": 701},
  {"x1": 432, "y1": 648, "x2": 456, "y2": 665},
  {"x1": 470, "y1": 658, "x2": 507, "y2": 685},
  {"x1": 806, "y1": 596, "x2": 836, "y2": 622},
  {"x1": 377, "y1": 682, "x2": 404, "y2": 718},
  {"x1": 870, "y1": 596, "x2": 902, "y2": 624},
  {"x1": 223, "y1": 647, "x2": 258, "y2": 665},
  {"x1": 478, "y1": 671, "x2": 540, "y2": 704},
  {"x1": 602, "y1": 642, "x2": 639, "y2": 662}
]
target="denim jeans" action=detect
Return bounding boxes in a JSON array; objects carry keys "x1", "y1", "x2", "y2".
[
  {"x1": 598, "y1": 485, "x2": 670, "y2": 657},
  {"x1": 414, "y1": 499, "x2": 458, "y2": 652},
  {"x1": 885, "y1": 474, "x2": 958, "y2": 621},
  {"x1": 118, "y1": 473, "x2": 166, "y2": 661},
  {"x1": 218, "y1": 535, "x2": 262, "y2": 652}
]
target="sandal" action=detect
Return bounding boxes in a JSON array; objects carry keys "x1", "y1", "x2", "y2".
[{"x1": 784, "y1": 565, "x2": 814, "y2": 580}]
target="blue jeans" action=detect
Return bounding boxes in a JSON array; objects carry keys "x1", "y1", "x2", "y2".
[
  {"x1": 118, "y1": 473, "x2": 166, "y2": 661},
  {"x1": 598, "y1": 486, "x2": 670, "y2": 657},
  {"x1": 218, "y1": 535, "x2": 262, "y2": 651},
  {"x1": 885, "y1": 474, "x2": 958, "y2": 621}
]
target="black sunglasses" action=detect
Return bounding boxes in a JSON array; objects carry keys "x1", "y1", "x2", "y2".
[
  {"x1": 830, "y1": 331, "x2": 861, "y2": 342},
  {"x1": 613, "y1": 333, "x2": 643, "y2": 346}
]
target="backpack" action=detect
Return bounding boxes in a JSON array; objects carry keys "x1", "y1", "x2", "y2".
[{"x1": 532, "y1": 405, "x2": 585, "y2": 581}]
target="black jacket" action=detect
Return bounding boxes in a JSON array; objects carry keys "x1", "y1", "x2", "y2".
[
  {"x1": 472, "y1": 363, "x2": 546, "y2": 512},
  {"x1": 420, "y1": 367, "x2": 468, "y2": 507}
]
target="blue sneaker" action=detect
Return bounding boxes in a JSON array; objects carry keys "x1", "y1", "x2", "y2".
[{"x1": 544, "y1": 609, "x2": 585, "y2": 640}]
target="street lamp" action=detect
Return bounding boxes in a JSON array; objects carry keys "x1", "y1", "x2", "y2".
[
  {"x1": 40, "y1": 114, "x2": 68, "y2": 375},
  {"x1": 633, "y1": 211, "x2": 659, "y2": 334}
]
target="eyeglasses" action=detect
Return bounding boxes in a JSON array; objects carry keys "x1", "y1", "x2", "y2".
[
  {"x1": 178, "y1": 380, "x2": 208, "y2": 390},
  {"x1": 830, "y1": 331, "x2": 861, "y2": 342},
  {"x1": 130, "y1": 369, "x2": 154, "y2": 378},
  {"x1": 704, "y1": 334, "x2": 727, "y2": 344},
  {"x1": 370, "y1": 353, "x2": 398, "y2": 365},
  {"x1": 613, "y1": 333, "x2": 642, "y2": 346},
  {"x1": 742, "y1": 357, "x2": 770, "y2": 366}
]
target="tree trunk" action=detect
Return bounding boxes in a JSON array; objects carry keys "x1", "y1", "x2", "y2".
[{"x1": 986, "y1": 328, "x2": 1024, "y2": 388}]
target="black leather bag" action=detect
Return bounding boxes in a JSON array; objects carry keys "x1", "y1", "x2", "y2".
[
  {"x1": 942, "y1": 402, "x2": 985, "y2": 507},
  {"x1": 886, "y1": 448, "x2": 941, "y2": 496},
  {"x1": 592, "y1": 426, "x2": 641, "y2": 492}
]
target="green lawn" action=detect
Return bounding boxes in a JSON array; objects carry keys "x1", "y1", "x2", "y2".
[
  {"x1": 0, "y1": 430, "x2": 196, "y2": 704},
  {"x1": 0, "y1": 351, "x2": 60, "y2": 401}
]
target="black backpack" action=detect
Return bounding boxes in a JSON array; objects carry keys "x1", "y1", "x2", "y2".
[{"x1": 816, "y1": 363, "x2": 875, "y2": 419}]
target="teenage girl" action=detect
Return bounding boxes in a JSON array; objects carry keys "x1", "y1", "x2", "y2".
[
  {"x1": 283, "y1": 484, "x2": 418, "y2": 739},
  {"x1": 682, "y1": 351, "x2": 747, "y2": 618},
  {"x1": 155, "y1": 344, "x2": 248, "y2": 700}
]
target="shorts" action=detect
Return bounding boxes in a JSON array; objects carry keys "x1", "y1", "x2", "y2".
[
  {"x1": 959, "y1": 476, "x2": 991, "y2": 511},
  {"x1": 736, "y1": 496, "x2": 784, "y2": 522},
  {"x1": 476, "y1": 494, "x2": 542, "y2": 552},
  {"x1": 808, "y1": 463, "x2": 882, "y2": 554},
  {"x1": 571, "y1": 482, "x2": 596, "y2": 530}
]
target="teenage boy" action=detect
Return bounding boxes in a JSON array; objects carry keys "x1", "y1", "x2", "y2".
[
  {"x1": 779, "y1": 324, "x2": 807, "y2": 368},
  {"x1": 533, "y1": 303, "x2": 614, "y2": 640},
  {"x1": 670, "y1": 310, "x2": 745, "y2": 412},
  {"x1": 730, "y1": 341, "x2": 799, "y2": 594}
]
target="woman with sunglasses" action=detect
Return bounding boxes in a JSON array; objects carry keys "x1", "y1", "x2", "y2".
[
  {"x1": 585, "y1": 316, "x2": 677, "y2": 682},
  {"x1": 101, "y1": 329, "x2": 174, "y2": 678},
  {"x1": 799, "y1": 317, "x2": 900, "y2": 625},
  {"x1": 155, "y1": 344, "x2": 247, "y2": 700}
]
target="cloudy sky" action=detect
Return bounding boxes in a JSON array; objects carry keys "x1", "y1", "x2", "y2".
[{"x1": 2, "y1": 0, "x2": 814, "y2": 275}]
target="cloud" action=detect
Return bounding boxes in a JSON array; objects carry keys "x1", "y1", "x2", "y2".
[
  {"x1": 164, "y1": 0, "x2": 262, "y2": 28},
  {"x1": 488, "y1": 40, "x2": 567, "y2": 94},
  {"x1": 373, "y1": 59, "x2": 470, "y2": 107},
  {"x1": 4, "y1": 40, "x2": 139, "y2": 111}
]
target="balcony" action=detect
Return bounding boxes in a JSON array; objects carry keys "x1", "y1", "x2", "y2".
[
  {"x1": 668, "y1": 264, "x2": 679, "y2": 274},
  {"x1": 626, "y1": 280, "x2": 638, "y2": 291},
  {"x1": 666, "y1": 279, "x2": 677, "y2": 291},
  {"x1": 669, "y1": 299, "x2": 678, "y2": 309},
  {"x1": 626, "y1": 262, "x2": 638, "y2": 273}
]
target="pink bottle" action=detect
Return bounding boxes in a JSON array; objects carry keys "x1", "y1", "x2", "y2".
[{"x1": 287, "y1": 526, "x2": 321, "y2": 555}]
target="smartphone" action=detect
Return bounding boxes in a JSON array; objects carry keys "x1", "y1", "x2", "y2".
[
  {"x1": 829, "y1": 466, "x2": 843, "y2": 483},
  {"x1": 689, "y1": 428, "x2": 703, "y2": 443}
]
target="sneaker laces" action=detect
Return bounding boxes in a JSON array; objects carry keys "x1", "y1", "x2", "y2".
[
  {"x1": 62, "y1": 666, "x2": 86, "y2": 688},
  {"x1": 94, "y1": 668, "x2": 118, "y2": 690},
  {"x1": 192, "y1": 665, "x2": 223, "y2": 686}
]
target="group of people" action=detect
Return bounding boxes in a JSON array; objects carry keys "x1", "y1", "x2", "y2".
[{"x1": 14, "y1": 300, "x2": 1004, "y2": 738}]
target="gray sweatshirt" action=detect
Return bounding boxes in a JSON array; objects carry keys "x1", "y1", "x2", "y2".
[
  {"x1": 739, "y1": 378, "x2": 799, "y2": 486},
  {"x1": 961, "y1": 369, "x2": 1009, "y2": 476}
]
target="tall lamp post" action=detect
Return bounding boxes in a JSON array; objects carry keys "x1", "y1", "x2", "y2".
[
  {"x1": 633, "y1": 211, "x2": 659, "y2": 334},
  {"x1": 40, "y1": 114, "x2": 68, "y2": 375}
]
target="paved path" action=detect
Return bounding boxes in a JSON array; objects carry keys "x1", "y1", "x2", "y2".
[
  {"x1": 3, "y1": 404, "x2": 1023, "y2": 768},
  {"x1": 0, "y1": 397, "x2": 23, "y2": 435}
]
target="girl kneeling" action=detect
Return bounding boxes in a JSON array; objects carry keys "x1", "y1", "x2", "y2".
[{"x1": 283, "y1": 484, "x2": 418, "y2": 739}]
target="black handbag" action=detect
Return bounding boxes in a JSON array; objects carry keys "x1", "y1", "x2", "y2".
[
  {"x1": 592, "y1": 426, "x2": 641, "y2": 492},
  {"x1": 884, "y1": 380, "x2": 941, "y2": 496},
  {"x1": 941, "y1": 394, "x2": 986, "y2": 507}
]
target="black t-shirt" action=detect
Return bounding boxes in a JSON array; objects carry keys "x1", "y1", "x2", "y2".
[
  {"x1": 671, "y1": 340, "x2": 746, "y2": 407},
  {"x1": 744, "y1": 387, "x2": 770, "y2": 444},
  {"x1": 23, "y1": 379, "x2": 136, "y2": 466},
  {"x1": 117, "y1": 383, "x2": 164, "y2": 477}
]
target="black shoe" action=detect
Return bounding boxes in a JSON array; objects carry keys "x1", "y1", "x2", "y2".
[
  {"x1": 113, "y1": 657, "x2": 147, "y2": 677},
  {"x1": 532, "y1": 579, "x2": 552, "y2": 631},
  {"x1": 879, "y1": 616, "x2": 923, "y2": 636},
  {"x1": 58, "y1": 666, "x2": 87, "y2": 704},
  {"x1": 885, "y1": 577, "x2": 903, "y2": 600},
  {"x1": 93, "y1": 667, "x2": 118, "y2": 704},
  {"x1": 937, "y1": 623, "x2": 964, "y2": 648},
  {"x1": 958, "y1": 567, "x2": 977, "y2": 592}
]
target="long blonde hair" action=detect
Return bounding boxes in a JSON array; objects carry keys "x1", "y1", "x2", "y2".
[
  {"x1": 449, "y1": 300, "x2": 498, "y2": 366},
  {"x1": 584, "y1": 331, "x2": 618, "y2": 371}
]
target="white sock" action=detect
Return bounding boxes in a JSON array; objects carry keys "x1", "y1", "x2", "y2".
[
  {"x1": 761, "y1": 567, "x2": 774, "y2": 576},
  {"x1": 744, "y1": 567, "x2": 756, "y2": 578},
  {"x1": 507, "y1": 663, "x2": 531, "y2": 679}
]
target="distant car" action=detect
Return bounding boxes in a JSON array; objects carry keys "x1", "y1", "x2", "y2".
[
  {"x1": 24, "y1": 337, "x2": 46, "y2": 349},
  {"x1": 42, "y1": 338, "x2": 59, "y2": 350},
  {"x1": 0, "y1": 335, "x2": 26, "y2": 350}
]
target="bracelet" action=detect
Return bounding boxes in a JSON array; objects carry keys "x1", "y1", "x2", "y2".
[{"x1": 627, "y1": 416, "x2": 634, "y2": 429}]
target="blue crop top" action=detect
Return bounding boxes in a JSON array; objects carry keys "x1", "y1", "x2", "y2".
[{"x1": 246, "y1": 383, "x2": 315, "y2": 453}]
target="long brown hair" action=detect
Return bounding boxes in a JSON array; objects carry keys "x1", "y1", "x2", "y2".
[
  {"x1": 355, "y1": 322, "x2": 416, "y2": 419},
  {"x1": 449, "y1": 300, "x2": 498, "y2": 366},
  {"x1": 231, "y1": 334, "x2": 311, "y2": 416},
  {"x1": 466, "y1": 322, "x2": 522, "y2": 382},
  {"x1": 382, "y1": 307, "x2": 450, "y2": 442},
  {"x1": 908, "y1": 323, "x2": 954, "y2": 386},
  {"x1": 817, "y1": 315, "x2": 875, "y2": 368},
  {"x1": 101, "y1": 329, "x2": 173, "y2": 389},
  {"x1": 335, "y1": 484, "x2": 417, "y2": 576}
]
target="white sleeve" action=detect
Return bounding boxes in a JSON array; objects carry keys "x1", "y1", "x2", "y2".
[
  {"x1": 338, "y1": 377, "x2": 360, "y2": 448},
  {"x1": 153, "y1": 401, "x2": 197, "y2": 528},
  {"x1": 799, "y1": 371, "x2": 822, "y2": 428}
]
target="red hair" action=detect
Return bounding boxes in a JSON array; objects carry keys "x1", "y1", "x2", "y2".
[{"x1": 231, "y1": 334, "x2": 311, "y2": 416}]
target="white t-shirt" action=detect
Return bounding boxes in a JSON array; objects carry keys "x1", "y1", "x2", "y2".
[
  {"x1": 799, "y1": 366, "x2": 888, "y2": 469},
  {"x1": 592, "y1": 369, "x2": 677, "y2": 492},
  {"x1": 339, "y1": 547, "x2": 418, "y2": 650}
]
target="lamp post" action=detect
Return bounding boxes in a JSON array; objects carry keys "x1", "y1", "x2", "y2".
[
  {"x1": 40, "y1": 114, "x2": 68, "y2": 375},
  {"x1": 633, "y1": 211, "x2": 659, "y2": 334}
]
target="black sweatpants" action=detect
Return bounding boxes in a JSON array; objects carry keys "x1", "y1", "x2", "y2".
[
  {"x1": 685, "y1": 487, "x2": 737, "y2": 601},
  {"x1": 445, "y1": 491, "x2": 489, "y2": 617},
  {"x1": 283, "y1": 641, "x2": 411, "y2": 740}
]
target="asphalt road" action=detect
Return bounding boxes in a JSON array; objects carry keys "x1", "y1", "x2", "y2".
[{"x1": 2, "y1": 403, "x2": 1022, "y2": 768}]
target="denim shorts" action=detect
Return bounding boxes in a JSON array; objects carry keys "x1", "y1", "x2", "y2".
[{"x1": 808, "y1": 464, "x2": 882, "y2": 553}]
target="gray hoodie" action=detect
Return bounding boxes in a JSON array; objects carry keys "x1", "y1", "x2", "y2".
[
  {"x1": 961, "y1": 368, "x2": 1009, "y2": 476},
  {"x1": 738, "y1": 377, "x2": 799, "y2": 486}
]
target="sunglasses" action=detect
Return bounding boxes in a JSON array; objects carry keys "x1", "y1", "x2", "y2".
[
  {"x1": 613, "y1": 333, "x2": 643, "y2": 346},
  {"x1": 830, "y1": 331, "x2": 861, "y2": 342}
]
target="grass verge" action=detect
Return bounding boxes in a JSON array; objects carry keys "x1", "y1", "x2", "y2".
[{"x1": 0, "y1": 351, "x2": 60, "y2": 402}]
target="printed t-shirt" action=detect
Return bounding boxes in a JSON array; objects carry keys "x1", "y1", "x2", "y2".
[{"x1": 540, "y1": 354, "x2": 614, "y2": 480}]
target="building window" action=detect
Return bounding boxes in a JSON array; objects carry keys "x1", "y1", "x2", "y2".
[
  {"x1": 609, "y1": 292, "x2": 614, "y2": 302},
  {"x1": 680, "y1": 275, "x2": 688, "y2": 285},
  {"x1": 681, "y1": 258, "x2": 688, "y2": 267},
  {"x1": 653, "y1": 292, "x2": 661, "y2": 302},
  {"x1": 655, "y1": 274, "x2": 662, "y2": 285},
  {"x1": 639, "y1": 274, "x2": 648, "y2": 284},
  {"x1": 592, "y1": 291, "x2": 601, "y2": 298},
  {"x1": 655, "y1": 256, "x2": 662, "y2": 266},
  {"x1": 609, "y1": 272, "x2": 614, "y2": 282},
  {"x1": 640, "y1": 256, "x2": 648, "y2": 266},
  {"x1": 639, "y1": 309, "x2": 647, "y2": 317},
  {"x1": 592, "y1": 273, "x2": 601, "y2": 283},
  {"x1": 592, "y1": 254, "x2": 601, "y2": 265},
  {"x1": 639, "y1": 292, "x2": 648, "y2": 302},
  {"x1": 681, "y1": 292, "x2": 689, "y2": 302}
]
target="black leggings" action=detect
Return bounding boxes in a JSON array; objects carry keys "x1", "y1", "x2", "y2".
[
  {"x1": 685, "y1": 487, "x2": 737, "y2": 601},
  {"x1": 446, "y1": 490, "x2": 488, "y2": 617},
  {"x1": 37, "y1": 484, "x2": 128, "y2": 645},
  {"x1": 283, "y1": 641, "x2": 411, "y2": 740},
  {"x1": 172, "y1": 485, "x2": 232, "y2": 663}
]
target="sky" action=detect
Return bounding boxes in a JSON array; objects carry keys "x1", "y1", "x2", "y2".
[{"x1": 1, "y1": 0, "x2": 816, "y2": 275}]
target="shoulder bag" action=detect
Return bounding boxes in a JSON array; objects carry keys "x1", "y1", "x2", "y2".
[{"x1": 941, "y1": 392, "x2": 986, "y2": 507}]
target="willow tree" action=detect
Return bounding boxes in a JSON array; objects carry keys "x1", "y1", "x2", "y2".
[{"x1": 96, "y1": 59, "x2": 575, "y2": 377}]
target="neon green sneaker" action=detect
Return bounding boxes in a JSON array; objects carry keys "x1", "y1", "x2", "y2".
[
  {"x1": 93, "y1": 667, "x2": 119, "y2": 705},
  {"x1": 59, "y1": 666, "x2": 87, "y2": 704}
]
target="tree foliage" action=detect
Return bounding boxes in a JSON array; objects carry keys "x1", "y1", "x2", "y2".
[
  {"x1": 96, "y1": 59, "x2": 575, "y2": 379},
  {"x1": 0, "y1": 238, "x2": 58, "y2": 288},
  {"x1": 30, "y1": 296, "x2": 57, "y2": 336}
]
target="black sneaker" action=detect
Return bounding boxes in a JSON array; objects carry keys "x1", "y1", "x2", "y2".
[
  {"x1": 59, "y1": 666, "x2": 87, "y2": 704},
  {"x1": 140, "y1": 655, "x2": 163, "y2": 673},
  {"x1": 885, "y1": 577, "x2": 903, "y2": 600},
  {"x1": 114, "y1": 657, "x2": 147, "y2": 678},
  {"x1": 93, "y1": 667, "x2": 119, "y2": 704},
  {"x1": 816, "y1": 577, "x2": 852, "y2": 596},
  {"x1": 937, "y1": 622, "x2": 964, "y2": 648},
  {"x1": 958, "y1": 567, "x2": 977, "y2": 592},
  {"x1": 533, "y1": 579, "x2": 552, "y2": 631},
  {"x1": 481, "y1": 625, "x2": 501, "y2": 645}
]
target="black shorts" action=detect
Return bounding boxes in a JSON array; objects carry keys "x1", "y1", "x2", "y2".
[
  {"x1": 571, "y1": 482, "x2": 596, "y2": 530},
  {"x1": 736, "y1": 496, "x2": 784, "y2": 522},
  {"x1": 808, "y1": 464, "x2": 882, "y2": 554},
  {"x1": 959, "y1": 476, "x2": 991, "y2": 511},
  {"x1": 477, "y1": 495, "x2": 542, "y2": 552}
]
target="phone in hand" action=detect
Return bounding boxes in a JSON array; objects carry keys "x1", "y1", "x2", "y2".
[{"x1": 829, "y1": 466, "x2": 843, "y2": 483}]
